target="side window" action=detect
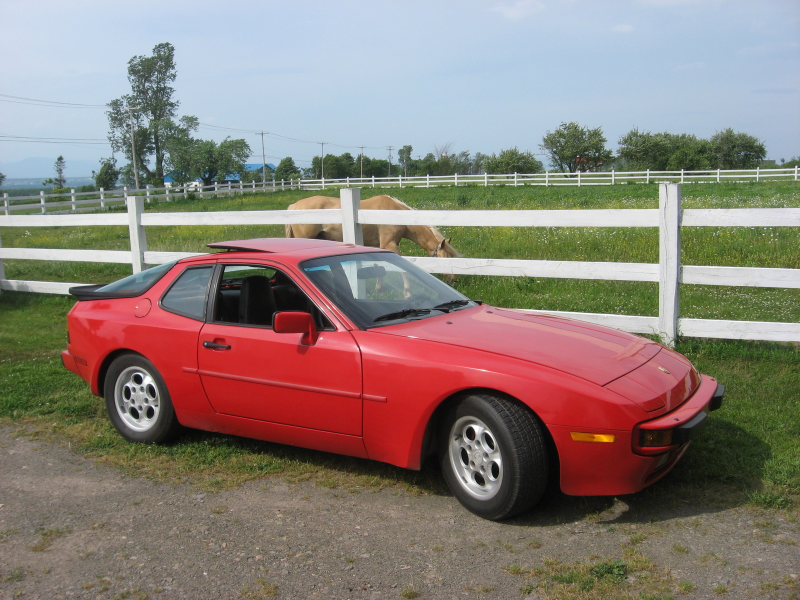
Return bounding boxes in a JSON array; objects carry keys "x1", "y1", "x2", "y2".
[
  {"x1": 212, "y1": 264, "x2": 333, "y2": 330},
  {"x1": 160, "y1": 266, "x2": 214, "y2": 320}
]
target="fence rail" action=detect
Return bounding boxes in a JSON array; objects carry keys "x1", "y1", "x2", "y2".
[
  {"x1": 0, "y1": 184, "x2": 798, "y2": 345},
  {"x1": 3, "y1": 167, "x2": 799, "y2": 216}
]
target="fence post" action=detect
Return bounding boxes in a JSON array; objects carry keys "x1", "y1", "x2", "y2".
[
  {"x1": 70, "y1": 189, "x2": 76, "y2": 212},
  {"x1": 340, "y1": 187, "x2": 363, "y2": 245},
  {"x1": 99, "y1": 187, "x2": 106, "y2": 209},
  {"x1": 40, "y1": 191, "x2": 46, "y2": 214},
  {"x1": 399, "y1": 175, "x2": 402, "y2": 188},
  {"x1": 577, "y1": 171, "x2": 581, "y2": 187},
  {"x1": 372, "y1": 175, "x2": 375, "y2": 188},
  {"x1": 611, "y1": 170, "x2": 615, "y2": 185},
  {"x1": 756, "y1": 167, "x2": 760, "y2": 182},
  {"x1": 0, "y1": 228, "x2": 5, "y2": 295},
  {"x1": 426, "y1": 174, "x2": 429, "y2": 188},
  {"x1": 165, "y1": 186, "x2": 170, "y2": 202},
  {"x1": 126, "y1": 194, "x2": 148, "y2": 274},
  {"x1": 514, "y1": 172, "x2": 518, "y2": 187},
  {"x1": 680, "y1": 169, "x2": 685, "y2": 184},
  {"x1": 658, "y1": 183, "x2": 681, "y2": 347},
  {"x1": 3, "y1": 192, "x2": 8, "y2": 216},
  {"x1": 795, "y1": 165, "x2": 798, "y2": 181},
  {"x1": 717, "y1": 169, "x2": 721, "y2": 183},
  {"x1": 454, "y1": 173, "x2": 458, "y2": 187}
]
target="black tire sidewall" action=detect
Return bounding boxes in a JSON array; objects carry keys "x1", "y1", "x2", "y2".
[
  {"x1": 104, "y1": 354, "x2": 176, "y2": 444},
  {"x1": 440, "y1": 395, "x2": 531, "y2": 520}
]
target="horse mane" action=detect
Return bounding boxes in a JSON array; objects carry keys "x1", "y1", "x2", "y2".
[{"x1": 385, "y1": 195, "x2": 449, "y2": 243}]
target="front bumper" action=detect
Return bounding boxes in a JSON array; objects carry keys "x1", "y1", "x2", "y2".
[{"x1": 552, "y1": 375, "x2": 723, "y2": 496}]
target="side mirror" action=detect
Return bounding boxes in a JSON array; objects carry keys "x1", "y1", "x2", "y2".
[{"x1": 273, "y1": 311, "x2": 319, "y2": 346}]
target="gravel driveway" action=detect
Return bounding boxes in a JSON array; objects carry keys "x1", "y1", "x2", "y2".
[{"x1": 1, "y1": 426, "x2": 797, "y2": 600}]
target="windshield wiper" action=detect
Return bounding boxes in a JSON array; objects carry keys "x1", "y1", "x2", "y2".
[
  {"x1": 432, "y1": 299, "x2": 472, "y2": 312},
  {"x1": 373, "y1": 308, "x2": 431, "y2": 323}
]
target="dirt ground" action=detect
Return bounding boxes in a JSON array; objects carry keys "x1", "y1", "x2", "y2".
[{"x1": 0, "y1": 425, "x2": 797, "y2": 600}]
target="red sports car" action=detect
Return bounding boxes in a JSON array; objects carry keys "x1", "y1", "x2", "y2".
[{"x1": 63, "y1": 238, "x2": 723, "y2": 520}]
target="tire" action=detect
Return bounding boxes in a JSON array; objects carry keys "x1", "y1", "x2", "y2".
[
  {"x1": 104, "y1": 354, "x2": 179, "y2": 444},
  {"x1": 440, "y1": 393, "x2": 548, "y2": 521}
]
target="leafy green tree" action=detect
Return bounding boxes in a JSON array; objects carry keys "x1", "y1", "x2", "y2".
[
  {"x1": 190, "y1": 138, "x2": 251, "y2": 185},
  {"x1": 107, "y1": 42, "x2": 188, "y2": 186},
  {"x1": 398, "y1": 145, "x2": 413, "y2": 176},
  {"x1": 540, "y1": 122, "x2": 613, "y2": 172},
  {"x1": 240, "y1": 164, "x2": 273, "y2": 183},
  {"x1": 617, "y1": 129, "x2": 713, "y2": 171},
  {"x1": 42, "y1": 155, "x2": 67, "y2": 189},
  {"x1": 275, "y1": 157, "x2": 301, "y2": 181},
  {"x1": 0, "y1": 172, "x2": 5, "y2": 187},
  {"x1": 710, "y1": 128, "x2": 766, "y2": 169},
  {"x1": 484, "y1": 147, "x2": 544, "y2": 174},
  {"x1": 92, "y1": 157, "x2": 120, "y2": 190}
]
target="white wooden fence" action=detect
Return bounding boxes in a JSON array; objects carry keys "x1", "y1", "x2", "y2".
[
  {"x1": 3, "y1": 166, "x2": 799, "y2": 216},
  {"x1": 0, "y1": 184, "x2": 798, "y2": 345},
  {"x1": 296, "y1": 166, "x2": 800, "y2": 191}
]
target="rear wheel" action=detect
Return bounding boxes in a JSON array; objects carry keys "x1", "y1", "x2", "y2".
[
  {"x1": 440, "y1": 393, "x2": 548, "y2": 520},
  {"x1": 104, "y1": 354, "x2": 179, "y2": 444}
]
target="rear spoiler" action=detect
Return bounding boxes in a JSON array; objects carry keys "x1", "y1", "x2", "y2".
[{"x1": 68, "y1": 285, "x2": 141, "y2": 301}]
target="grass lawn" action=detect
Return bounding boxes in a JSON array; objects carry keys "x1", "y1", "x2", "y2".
[{"x1": 0, "y1": 181, "x2": 798, "y2": 512}]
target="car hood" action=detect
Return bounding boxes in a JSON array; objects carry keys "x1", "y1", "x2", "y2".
[{"x1": 372, "y1": 305, "x2": 661, "y2": 386}]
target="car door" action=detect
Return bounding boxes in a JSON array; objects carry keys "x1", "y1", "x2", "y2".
[{"x1": 197, "y1": 263, "x2": 363, "y2": 436}]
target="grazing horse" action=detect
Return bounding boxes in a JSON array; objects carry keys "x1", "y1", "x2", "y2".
[{"x1": 285, "y1": 195, "x2": 460, "y2": 259}]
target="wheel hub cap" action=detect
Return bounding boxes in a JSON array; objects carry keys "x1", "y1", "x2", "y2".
[{"x1": 449, "y1": 416, "x2": 504, "y2": 500}]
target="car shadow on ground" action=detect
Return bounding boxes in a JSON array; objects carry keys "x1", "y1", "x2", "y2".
[{"x1": 166, "y1": 416, "x2": 772, "y2": 526}]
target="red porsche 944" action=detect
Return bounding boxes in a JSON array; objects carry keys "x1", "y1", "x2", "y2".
[{"x1": 63, "y1": 238, "x2": 723, "y2": 520}]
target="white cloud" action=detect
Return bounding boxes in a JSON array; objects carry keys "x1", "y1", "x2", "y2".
[
  {"x1": 492, "y1": 0, "x2": 546, "y2": 20},
  {"x1": 611, "y1": 23, "x2": 634, "y2": 33}
]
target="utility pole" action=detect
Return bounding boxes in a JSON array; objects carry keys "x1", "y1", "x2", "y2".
[
  {"x1": 358, "y1": 146, "x2": 366, "y2": 179},
  {"x1": 318, "y1": 142, "x2": 327, "y2": 179},
  {"x1": 387, "y1": 146, "x2": 394, "y2": 177},
  {"x1": 125, "y1": 105, "x2": 141, "y2": 190},
  {"x1": 259, "y1": 132, "x2": 268, "y2": 185}
]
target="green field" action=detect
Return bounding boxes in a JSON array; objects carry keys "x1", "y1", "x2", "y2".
[{"x1": 0, "y1": 181, "x2": 798, "y2": 512}]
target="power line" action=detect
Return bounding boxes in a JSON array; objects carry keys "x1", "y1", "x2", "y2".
[{"x1": 0, "y1": 93, "x2": 107, "y2": 108}]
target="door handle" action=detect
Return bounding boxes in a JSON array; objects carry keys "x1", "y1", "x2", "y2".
[{"x1": 203, "y1": 341, "x2": 231, "y2": 350}]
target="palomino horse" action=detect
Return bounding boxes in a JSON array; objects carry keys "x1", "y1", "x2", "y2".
[{"x1": 285, "y1": 195, "x2": 460, "y2": 259}]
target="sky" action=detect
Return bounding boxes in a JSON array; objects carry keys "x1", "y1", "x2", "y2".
[{"x1": 1, "y1": 0, "x2": 798, "y2": 177}]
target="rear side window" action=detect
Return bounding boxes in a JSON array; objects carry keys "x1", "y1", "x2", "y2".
[
  {"x1": 160, "y1": 266, "x2": 214, "y2": 320},
  {"x1": 93, "y1": 261, "x2": 178, "y2": 297}
]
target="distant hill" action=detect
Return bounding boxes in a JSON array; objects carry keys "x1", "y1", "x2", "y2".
[
  {"x1": 0, "y1": 156, "x2": 97, "y2": 178},
  {"x1": 1, "y1": 177, "x2": 97, "y2": 192}
]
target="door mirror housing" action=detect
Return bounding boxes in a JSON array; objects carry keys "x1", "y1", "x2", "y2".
[{"x1": 273, "y1": 311, "x2": 319, "y2": 345}]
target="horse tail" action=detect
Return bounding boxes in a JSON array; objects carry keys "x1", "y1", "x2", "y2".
[{"x1": 285, "y1": 223, "x2": 295, "y2": 238}]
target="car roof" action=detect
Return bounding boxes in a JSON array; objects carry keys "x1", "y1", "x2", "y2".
[
  {"x1": 181, "y1": 237, "x2": 391, "y2": 265},
  {"x1": 207, "y1": 238, "x2": 351, "y2": 253}
]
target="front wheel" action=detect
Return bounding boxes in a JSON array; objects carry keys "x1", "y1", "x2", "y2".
[
  {"x1": 440, "y1": 393, "x2": 548, "y2": 520},
  {"x1": 104, "y1": 354, "x2": 179, "y2": 444}
]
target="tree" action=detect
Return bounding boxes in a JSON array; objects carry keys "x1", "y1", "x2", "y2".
[
  {"x1": 189, "y1": 138, "x2": 252, "y2": 186},
  {"x1": 93, "y1": 157, "x2": 120, "y2": 190},
  {"x1": 710, "y1": 128, "x2": 766, "y2": 169},
  {"x1": 484, "y1": 148, "x2": 544, "y2": 174},
  {"x1": 540, "y1": 122, "x2": 613, "y2": 172},
  {"x1": 42, "y1": 155, "x2": 67, "y2": 189},
  {"x1": 107, "y1": 42, "x2": 185, "y2": 186},
  {"x1": 275, "y1": 157, "x2": 301, "y2": 181},
  {"x1": 398, "y1": 145, "x2": 413, "y2": 176},
  {"x1": 0, "y1": 172, "x2": 5, "y2": 187},
  {"x1": 617, "y1": 129, "x2": 713, "y2": 171}
]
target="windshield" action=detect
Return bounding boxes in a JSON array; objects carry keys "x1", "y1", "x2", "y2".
[
  {"x1": 96, "y1": 261, "x2": 177, "y2": 295},
  {"x1": 301, "y1": 252, "x2": 473, "y2": 328}
]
